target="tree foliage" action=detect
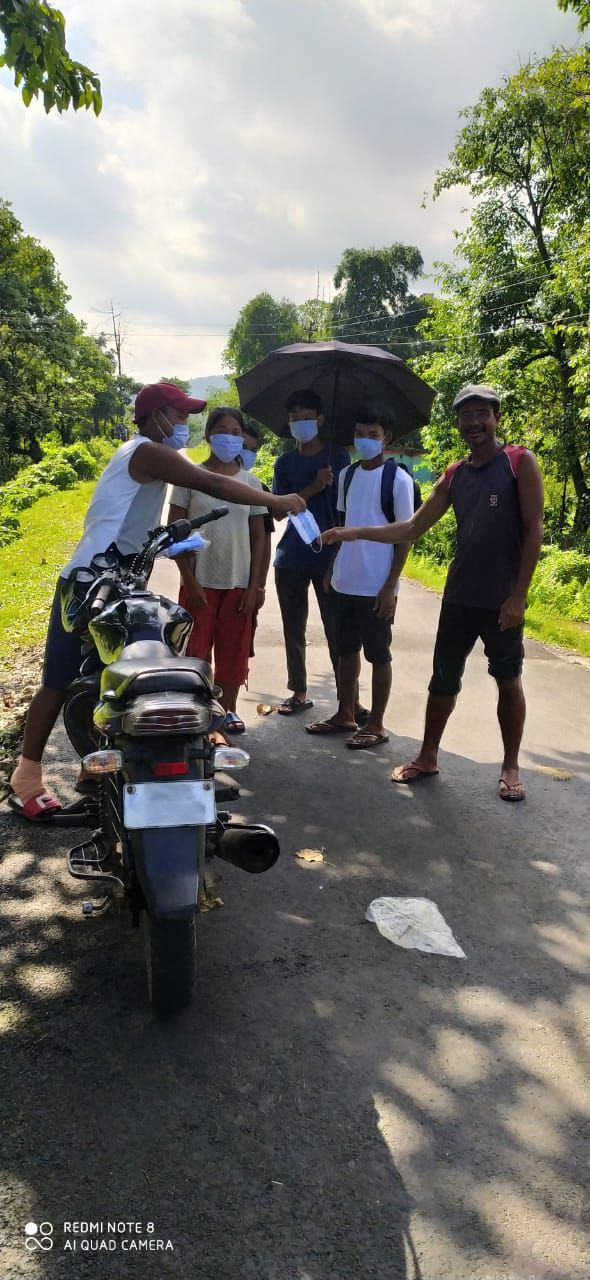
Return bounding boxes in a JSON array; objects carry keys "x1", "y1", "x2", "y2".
[
  {"x1": 421, "y1": 47, "x2": 590, "y2": 542},
  {"x1": 223, "y1": 292, "x2": 302, "y2": 376},
  {"x1": 332, "y1": 244, "x2": 429, "y2": 356},
  {"x1": 0, "y1": 200, "x2": 132, "y2": 480},
  {"x1": 0, "y1": 0, "x2": 101, "y2": 114},
  {"x1": 557, "y1": 0, "x2": 590, "y2": 27}
]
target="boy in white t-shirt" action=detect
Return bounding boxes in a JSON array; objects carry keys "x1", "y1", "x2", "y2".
[{"x1": 306, "y1": 401, "x2": 413, "y2": 749}]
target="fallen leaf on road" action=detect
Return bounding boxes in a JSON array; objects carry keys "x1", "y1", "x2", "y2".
[
  {"x1": 256, "y1": 703, "x2": 276, "y2": 716},
  {"x1": 295, "y1": 848, "x2": 324, "y2": 863},
  {"x1": 198, "y1": 884, "x2": 224, "y2": 911},
  {"x1": 531, "y1": 765, "x2": 572, "y2": 781}
]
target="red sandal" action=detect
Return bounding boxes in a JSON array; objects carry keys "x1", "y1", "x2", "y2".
[{"x1": 7, "y1": 792, "x2": 62, "y2": 822}]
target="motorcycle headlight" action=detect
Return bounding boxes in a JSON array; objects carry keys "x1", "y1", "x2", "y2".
[{"x1": 122, "y1": 694, "x2": 213, "y2": 736}]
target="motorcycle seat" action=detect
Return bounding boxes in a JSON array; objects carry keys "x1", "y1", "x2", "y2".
[{"x1": 101, "y1": 655, "x2": 214, "y2": 702}]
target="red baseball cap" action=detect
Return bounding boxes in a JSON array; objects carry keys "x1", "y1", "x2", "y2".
[{"x1": 133, "y1": 382, "x2": 207, "y2": 423}]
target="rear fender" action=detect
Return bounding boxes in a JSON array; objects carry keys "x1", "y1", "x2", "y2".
[{"x1": 128, "y1": 826, "x2": 204, "y2": 917}]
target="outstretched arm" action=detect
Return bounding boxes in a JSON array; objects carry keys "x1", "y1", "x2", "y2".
[
  {"x1": 323, "y1": 479, "x2": 452, "y2": 546},
  {"x1": 130, "y1": 442, "x2": 305, "y2": 518}
]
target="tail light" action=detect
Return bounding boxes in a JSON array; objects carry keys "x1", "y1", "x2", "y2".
[{"x1": 122, "y1": 694, "x2": 213, "y2": 736}]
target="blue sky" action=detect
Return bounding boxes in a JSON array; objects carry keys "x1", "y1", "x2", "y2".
[{"x1": 0, "y1": 0, "x2": 579, "y2": 380}]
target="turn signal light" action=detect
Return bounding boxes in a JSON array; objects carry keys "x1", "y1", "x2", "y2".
[
  {"x1": 81, "y1": 749, "x2": 123, "y2": 774},
  {"x1": 213, "y1": 746, "x2": 250, "y2": 770}
]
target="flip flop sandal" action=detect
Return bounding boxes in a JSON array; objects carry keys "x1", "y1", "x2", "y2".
[
  {"x1": 391, "y1": 763, "x2": 440, "y2": 785},
  {"x1": 498, "y1": 777, "x2": 525, "y2": 802},
  {"x1": 305, "y1": 719, "x2": 357, "y2": 735},
  {"x1": 277, "y1": 697, "x2": 314, "y2": 716},
  {"x1": 7, "y1": 792, "x2": 62, "y2": 822},
  {"x1": 346, "y1": 731, "x2": 389, "y2": 750},
  {"x1": 224, "y1": 712, "x2": 246, "y2": 735}
]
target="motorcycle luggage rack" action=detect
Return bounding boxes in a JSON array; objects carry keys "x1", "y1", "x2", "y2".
[{"x1": 67, "y1": 834, "x2": 124, "y2": 891}]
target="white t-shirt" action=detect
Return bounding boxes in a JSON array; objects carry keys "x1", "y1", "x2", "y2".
[
  {"x1": 63, "y1": 436, "x2": 166, "y2": 574},
  {"x1": 331, "y1": 463, "x2": 414, "y2": 598},
  {"x1": 170, "y1": 470, "x2": 266, "y2": 590}
]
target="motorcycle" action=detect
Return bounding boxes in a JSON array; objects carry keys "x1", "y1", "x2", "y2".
[{"x1": 57, "y1": 508, "x2": 280, "y2": 1014}]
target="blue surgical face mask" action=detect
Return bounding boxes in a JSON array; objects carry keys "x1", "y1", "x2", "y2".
[
  {"x1": 210, "y1": 433, "x2": 244, "y2": 463},
  {"x1": 159, "y1": 412, "x2": 190, "y2": 451},
  {"x1": 355, "y1": 436, "x2": 384, "y2": 461},
  {"x1": 290, "y1": 418, "x2": 318, "y2": 444},
  {"x1": 240, "y1": 448, "x2": 257, "y2": 471},
  {"x1": 288, "y1": 509, "x2": 322, "y2": 549}
]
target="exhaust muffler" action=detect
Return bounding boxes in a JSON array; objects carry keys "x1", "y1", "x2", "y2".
[{"x1": 215, "y1": 822, "x2": 280, "y2": 875}]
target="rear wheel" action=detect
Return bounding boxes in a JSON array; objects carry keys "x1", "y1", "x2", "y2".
[{"x1": 142, "y1": 911, "x2": 197, "y2": 1014}]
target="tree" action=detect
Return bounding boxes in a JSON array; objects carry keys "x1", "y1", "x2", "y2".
[
  {"x1": 0, "y1": 200, "x2": 128, "y2": 476},
  {"x1": 158, "y1": 376, "x2": 191, "y2": 393},
  {"x1": 331, "y1": 244, "x2": 428, "y2": 356},
  {"x1": 223, "y1": 292, "x2": 302, "y2": 377},
  {"x1": 298, "y1": 298, "x2": 333, "y2": 342},
  {"x1": 427, "y1": 47, "x2": 590, "y2": 540},
  {"x1": 557, "y1": 0, "x2": 590, "y2": 27},
  {"x1": 0, "y1": 0, "x2": 101, "y2": 114}
]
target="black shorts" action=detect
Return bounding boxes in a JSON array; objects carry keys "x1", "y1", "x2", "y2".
[
  {"x1": 330, "y1": 588, "x2": 394, "y2": 665},
  {"x1": 42, "y1": 578, "x2": 83, "y2": 692},
  {"x1": 429, "y1": 601, "x2": 524, "y2": 696}
]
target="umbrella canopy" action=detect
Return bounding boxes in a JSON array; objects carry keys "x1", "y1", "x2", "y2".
[{"x1": 235, "y1": 340, "x2": 435, "y2": 446}]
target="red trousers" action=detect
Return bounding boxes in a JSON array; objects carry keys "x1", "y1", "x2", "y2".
[{"x1": 179, "y1": 586, "x2": 252, "y2": 687}]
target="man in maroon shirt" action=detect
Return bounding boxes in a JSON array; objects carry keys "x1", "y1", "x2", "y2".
[{"x1": 324, "y1": 386, "x2": 544, "y2": 801}]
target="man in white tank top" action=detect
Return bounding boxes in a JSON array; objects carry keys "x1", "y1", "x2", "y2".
[{"x1": 10, "y1": 382, "x2": 305, "y2": 820}]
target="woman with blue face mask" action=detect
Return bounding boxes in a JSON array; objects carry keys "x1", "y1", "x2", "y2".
[{"x1": 168, "y1": 407, "x2": 268, "y2": 739}]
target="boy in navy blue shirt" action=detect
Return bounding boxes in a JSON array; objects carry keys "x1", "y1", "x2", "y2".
[{"x1": 273, "y1": 390, "x2": 350, "y2": 715}]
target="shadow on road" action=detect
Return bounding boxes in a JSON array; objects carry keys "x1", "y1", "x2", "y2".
[{"x1": 0, "y1": 677, "x2": 589, "y2": 1279}]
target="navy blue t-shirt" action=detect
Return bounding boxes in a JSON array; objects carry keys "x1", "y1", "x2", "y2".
[{"x1": 273, "y1": 445, "x2": 350, "y2": 574}]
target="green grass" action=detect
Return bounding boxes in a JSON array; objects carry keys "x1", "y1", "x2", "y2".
[
  {"x1": 404, "y1": 552, "x2": 590, "y2": 659},
  {"x1": 0, "y1": 482, "x2": 94, "y2": 659},
  {"x1": 187, "y1": 443, "x2": 209, "y2": 465}
]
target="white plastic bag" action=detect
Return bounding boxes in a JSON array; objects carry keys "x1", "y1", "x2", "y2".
[{"x1": 365, "y1": 897, "x2": 466, "y2": 958}]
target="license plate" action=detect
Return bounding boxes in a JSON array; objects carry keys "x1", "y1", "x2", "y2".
[{"x1": 123, "y1": 780, "x2": 216, "y2": 830}]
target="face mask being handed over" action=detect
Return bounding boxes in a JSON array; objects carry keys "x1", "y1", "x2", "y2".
[
  {"x1": 240, "y1": 448, "x2": 257, "y2": 471},
  {"x1": 210, "y1": 434, "x2": 245, "y2": 464},
  {"x1": 159, "y1": 412, "x2": 190, "y2": 451},
  {"x1": 290, "y1": 418, "x2": 318, "y2": 444},
  {"x1": 354, "y1": 436, "x2": 384, "y2": 461},
  {"x1": 288, "y1": 508, "x2": 323, "y2": 551}
]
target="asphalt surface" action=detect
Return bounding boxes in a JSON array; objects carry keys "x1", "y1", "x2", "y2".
[{"x1": 0, "y1": 552, "x2": 589, "y2": 1280}]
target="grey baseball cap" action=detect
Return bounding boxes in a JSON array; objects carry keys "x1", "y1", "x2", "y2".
[{"x1": 453, "y1": 384, "x2": 501, "y2": 410}]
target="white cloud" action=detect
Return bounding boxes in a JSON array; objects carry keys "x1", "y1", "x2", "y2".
[
  {"x1": 345, "y1": 0, "x2": 483, "y2": 42},
  {"x1": 0, "y1": 0, "x2": 579, "y2": 381}
]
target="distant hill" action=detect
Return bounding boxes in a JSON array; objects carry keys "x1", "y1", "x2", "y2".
[{"x1": 189, "y1": 375, "x2": 229, "y2": 400}]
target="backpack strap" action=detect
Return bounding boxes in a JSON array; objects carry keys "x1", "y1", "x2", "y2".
[
  {"x1": 504, "y1": 444, "x2": 528, "y2": 478},
  {"x1": 396, "y1": 461, "x2": 423, "y2": 512},
  {"x1": 441, "y1": 458, "x2": 466, "y2": 489},
  {"x1": 380, "y1": 458, "x2": 398, "y2": 524},
  {"x1": 339, "y1": 460, "x2": 361, "y2": 525}
]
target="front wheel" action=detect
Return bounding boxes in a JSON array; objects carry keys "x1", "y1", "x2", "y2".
[{"x1": 142, "y1": 912, "x2": 197, "y2": 1014}]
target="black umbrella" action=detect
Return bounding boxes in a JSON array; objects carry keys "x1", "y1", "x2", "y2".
[{"x1": 235, "y1": 340, "x2": 435, "y2": 446}]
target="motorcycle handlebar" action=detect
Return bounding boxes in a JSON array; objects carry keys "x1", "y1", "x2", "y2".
[
  {"x1": 166, "y1": 508, "x2": 229, "y2": 545},
  {"x1": 190, "y1": 507, "x2": 229, "y2": 530},
  {"x1": 89, "y1": 579, "x2": 115, "y2": 617}
]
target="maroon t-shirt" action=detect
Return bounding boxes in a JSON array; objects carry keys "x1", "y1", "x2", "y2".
[{"x1": 441, "y1": 445, "x2": 527, "y2": 610}]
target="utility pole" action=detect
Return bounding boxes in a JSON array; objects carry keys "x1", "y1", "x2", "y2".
[{"x1": 110, "y1": 301, "x2": 123, "y2": 377}]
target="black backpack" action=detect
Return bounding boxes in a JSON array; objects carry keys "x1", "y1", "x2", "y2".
[{"x1": 340, "y1": 458, "x2": 422, "y2": 525}]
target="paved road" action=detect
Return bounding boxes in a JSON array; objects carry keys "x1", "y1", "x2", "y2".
[{"x1": 0, "y1": 554, "x2": 589, "y2": 1279}]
